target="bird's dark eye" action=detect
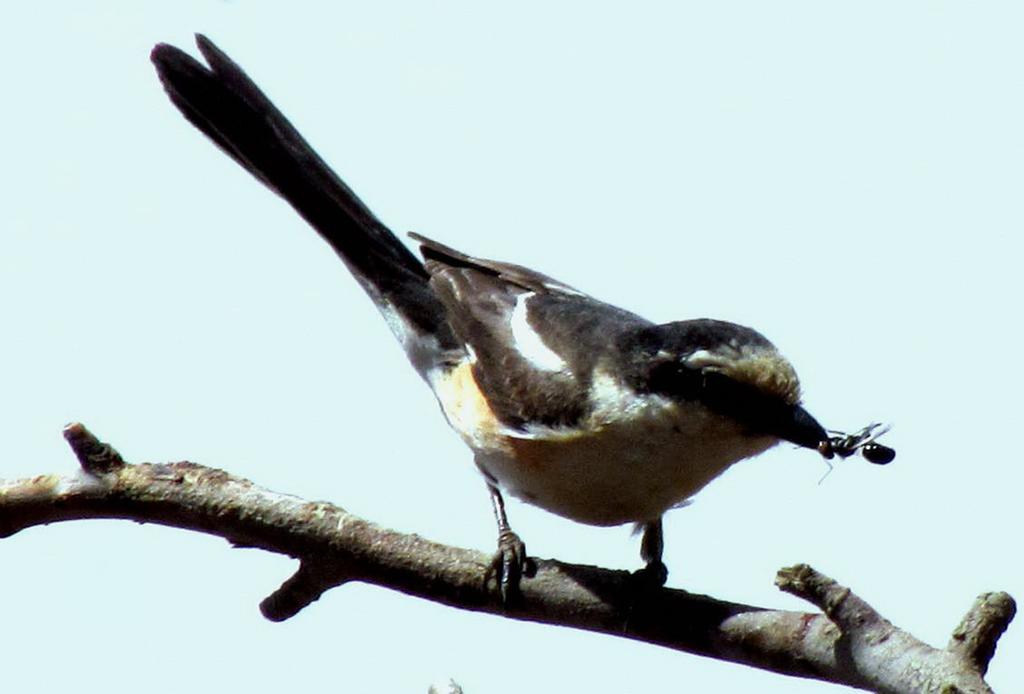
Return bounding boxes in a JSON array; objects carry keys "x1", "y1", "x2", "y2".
[
  {"x1": 647, "y1": 360, "x2": 802, "y2": 435},
  {"x1": 646, "y1": 360, "x2": 704, "y2": 400}
]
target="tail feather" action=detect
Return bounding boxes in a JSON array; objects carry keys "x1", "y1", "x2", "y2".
[{"x1": 150, "y1": 35, "x2": 461, "y2": 371}]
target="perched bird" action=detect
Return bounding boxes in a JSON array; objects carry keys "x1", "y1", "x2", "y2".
[{"x1": 151, "y1": 35, "x2": 891, "y2": 597}]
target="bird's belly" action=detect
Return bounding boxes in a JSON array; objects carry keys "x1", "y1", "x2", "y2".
[
  {"x1": 431, "y1": 360, "x2": 777, "y2": 526},
  {"x1": 477, "y1": 405, "x2": 777, "y2": 526}
]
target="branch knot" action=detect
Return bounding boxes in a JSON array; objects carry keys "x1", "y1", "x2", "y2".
[{"x1": 63, "y1": 423, "x2": 126, "y2": 474}]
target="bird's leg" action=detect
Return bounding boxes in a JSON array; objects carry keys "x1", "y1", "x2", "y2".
[
  {"x1": 635, "y1": 518, "x2": 669, "y2": 587},
  {"x1": 486, "y1": 482, "x2": 530, "y2": 602}
]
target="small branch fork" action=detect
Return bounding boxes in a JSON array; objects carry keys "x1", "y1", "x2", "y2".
[{"x1": 1, "y1": 424, "x2": 1014, "y2": 692}]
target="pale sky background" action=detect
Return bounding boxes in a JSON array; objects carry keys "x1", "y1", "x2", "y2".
[{"x1": 3, "y1": 3, "x2": 1022, "y2": 692}]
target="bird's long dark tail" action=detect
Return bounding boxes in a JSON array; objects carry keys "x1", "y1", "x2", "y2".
[{"x1": 150, "y1": 35, "x2": 461, "y2": 374}]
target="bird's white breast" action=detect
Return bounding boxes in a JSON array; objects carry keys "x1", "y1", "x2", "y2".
[{"x1": 434, "y1": 364, "x2": 777, "y2": 526}]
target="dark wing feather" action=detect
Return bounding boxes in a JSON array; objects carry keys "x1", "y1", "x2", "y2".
[
  {"x1": 410, "y1": 232, "x2": 581, "y2": 295},
  {"x1": 412, "y1": 234, "x2": 651, "y2": 430}
]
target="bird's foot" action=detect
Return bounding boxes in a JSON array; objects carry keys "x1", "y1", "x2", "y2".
[
  {"x1": 489, "y1": 528, "x2": 533, "y2": 604},
  {"x1": 631, "y1": 560, "x2": 668, "y2": 590}
]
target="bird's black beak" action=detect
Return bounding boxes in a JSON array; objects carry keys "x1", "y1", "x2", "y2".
[{"x1": 778, "y1": 404, "x2": 829, "y2": 451}]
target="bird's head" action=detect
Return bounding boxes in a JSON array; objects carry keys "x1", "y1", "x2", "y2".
[{"x1": 623, "y1": 319, "x2": 828, "y2": 451}]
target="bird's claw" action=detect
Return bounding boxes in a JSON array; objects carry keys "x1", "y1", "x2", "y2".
[
  {"x1": 489, "y1": 529, "x2": 532, "y2": 603},
  {"x1": 631, "y1": 559, "x2": 668, "y2": 590}
]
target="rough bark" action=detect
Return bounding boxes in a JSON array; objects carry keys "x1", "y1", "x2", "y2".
[{"x1": 0, "y1": 423, "x2": 1013, "y2": 693}]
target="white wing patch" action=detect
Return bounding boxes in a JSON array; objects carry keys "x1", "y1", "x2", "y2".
[{"x1": 509, "y1": 292, "x2": 568, "y2": 372}]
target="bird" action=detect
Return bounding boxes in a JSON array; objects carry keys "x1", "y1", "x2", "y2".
[{"x1": 150, "y1": 35, "x2": 892, "y2": 598}]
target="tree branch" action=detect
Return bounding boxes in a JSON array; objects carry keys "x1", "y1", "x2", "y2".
[
  {"x1": 1, "y1": 424, "x2": 1013, "y2": 693},
  {"x1": 948, "y1": 592, "x2": 1017, "y2": 676}
]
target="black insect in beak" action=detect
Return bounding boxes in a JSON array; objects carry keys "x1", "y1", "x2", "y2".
[{"x1": 818, "y1": 423, "x2": 895, "y2": 465}]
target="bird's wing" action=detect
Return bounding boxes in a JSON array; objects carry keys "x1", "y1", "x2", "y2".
[{"x1": 412, "y1": 233, "x2": 652, "y2": 432}]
